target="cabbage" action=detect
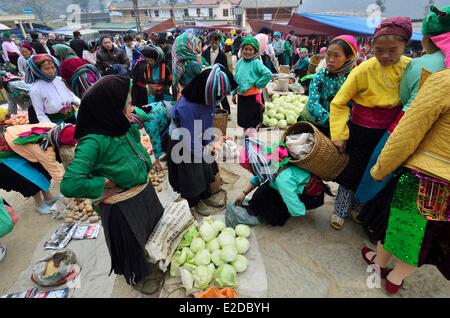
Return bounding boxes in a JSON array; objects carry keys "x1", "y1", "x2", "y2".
[
  {"x1": 194, "y1": 249, "x2": 211, "y2": 266},
  {"x1": 268, "y1": 118, "x2": 278, "y2": 127},
  {"x1": 182, "y1": 247, "x2": 195, "y2": 263},
  {"x1": 218, "y1": 233, "x2": 235, "y2": 248},
  {"x1": 215, "y1": 264, "x2": 238, "y2": 288},
  {"x1": 272, "y1": 94, "x2": 280, "y2": 100},
  {"x1": 235, "y1": 237, "x2": 250, "y2": 254},
  {"x1": 221, "y1": 246, "x2": 238, "y2": 263},
  {"x1": 212, "y1": 220, "x2": 225, "y2": 233},
  {"x1": 206, "y1": 238, "x2": 221, "y2": 253},
  {"x1": 199, "y1": 222, "x2": 217, "y2": 242},
  {"x1": 182, "y1": 262, "x2": 197, "y2": 272},
  {"x1": 286, "y1": 115, "x2": 297, "y2": 125},
  {"x1": 211, "y1": 250, "x2": 226, "y2": 267},
  {"x1": 170, "y1": 249, "x2": 188, "y2": 276},
  {"x1": 235, "y1": 224, "x2": 251, "y2": 238},
  {"x1": 178, "y1": 225, "x2": 199, "y2": 248},
  {"x1": 232, "y1": 255, "x2": 248, "y2": 273},
  {"x1": 180, "y1": 268, "x2": 195, "y2": 294},
  {"x1": 284, "y1": 110, "x2": 296, "y2": 118},
  {"x1": 267, "y1": 110, "x2": 277, "y2": 118},
  {"x1": 221, "y1": 227, "x2": 236, "y2": 237},
  {"x1": 193, "y1": 265, "x2": 214, "y2": 290},
  {"x1": 190, "y1": 237, "x2": 206, "y2": 254},
  {"x1": 262, "y1": 114, "x2": 270, "y2": 126},
  {"x1": 277, "y1": 120, "x2": 288, "y2": 129},
  {"x1": 275, "y1": 113, "x2": 285, "y2": 120}
]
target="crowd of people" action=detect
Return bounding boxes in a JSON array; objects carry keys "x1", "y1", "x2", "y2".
[{"x1": 1, "y1": 4, "x2": 450, "y2": 296}]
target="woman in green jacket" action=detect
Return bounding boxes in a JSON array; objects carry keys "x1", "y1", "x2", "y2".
[{"x1": 61, "y1": 75, "x2": 164, "y2": 294}]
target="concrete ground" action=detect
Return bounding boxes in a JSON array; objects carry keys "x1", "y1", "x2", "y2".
[{"x1": 1, "y1": 102, "x2": 449, "y2": 298}]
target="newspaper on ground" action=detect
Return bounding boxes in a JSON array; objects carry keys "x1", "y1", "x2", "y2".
[{"x1": 44, "y1": 223, "x2": 78, "y2": 250}]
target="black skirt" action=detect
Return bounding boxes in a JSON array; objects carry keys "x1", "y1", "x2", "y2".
[
  {"x1": 0, "y1": 162, "x2": 51, "y2": 197},
  {"x1": 237, "y1": 94, "x2": 263, "y2": 130},
  {"x1": 167, "y1": 139, "x2": 218, "y2": 202},
  {"x1": 334, "y1": 122, "x2": 386, "y2": 191},
  {"x1": 99, "y1": 184, "x2": 164, "y2": 285},
  {"x1": 247, "y1": 182, "x2": 324, "y2": 226},
  {"x1": 357, "y1": 175, "x2": 399, "y2": 244}
]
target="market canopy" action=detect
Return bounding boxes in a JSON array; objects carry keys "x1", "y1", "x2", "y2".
[{"x1": 289, "y1": 13, "x2": 422, "y2": 41}]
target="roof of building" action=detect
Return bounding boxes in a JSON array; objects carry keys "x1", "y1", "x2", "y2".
[
  {"x1": 190, "y1": 0, "x2": 240, "y2": 5},
  {"x1": 239, "y1": 0, "x2": 300, "y2": 9}
]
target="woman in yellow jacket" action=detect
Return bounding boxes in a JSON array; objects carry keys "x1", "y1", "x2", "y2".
[
  {"x1": 329, "y1": 17, "x2": 412, "y2": 230},
  {"x1": 362, "y1": 69, "x2": 450, "y2": 294}
]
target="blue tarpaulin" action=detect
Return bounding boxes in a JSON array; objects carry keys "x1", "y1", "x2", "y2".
[{"x1": 295, "y1": 13, "x2": 422, "y2": 41}]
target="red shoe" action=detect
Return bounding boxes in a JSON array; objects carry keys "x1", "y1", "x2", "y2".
[
  {"x1": 385, "y1": 275, "x2": 404, "y2": 294},
  {"x1": 361, "y1": 247, "x2": 392, "y2": 279}
]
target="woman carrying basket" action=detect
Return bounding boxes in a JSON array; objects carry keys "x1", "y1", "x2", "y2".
[{"x1": 234, "y1": 132, "x2": 326, "y2": 226}]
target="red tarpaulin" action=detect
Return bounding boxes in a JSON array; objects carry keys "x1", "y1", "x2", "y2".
[{"x1": 144, "y1": 18, "x2": 175, "y2": 34}]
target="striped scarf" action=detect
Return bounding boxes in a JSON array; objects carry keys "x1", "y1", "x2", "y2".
[
  {"x1": 172, "y1": 31, "x2": 202, "y2": 87},
  {"x1": 40, "y1": 123, "x2": 72, "y2": 152},
  {"x1": 25, "y1": 54, "x2": 61, "y2": 84},
  {"x1": 205, "y1": 64, "x2": 231, "y2": 107},
  {"x1": 69, "y1": 64, "x2": 101, "y2": 98},
  {"x1": 245, "y1": 136, "x2": 274, "y2": 184}
]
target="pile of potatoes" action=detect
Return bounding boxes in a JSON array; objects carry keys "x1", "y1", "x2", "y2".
[
  {"x1": 150, "y1": 169, "x2": 165, "y2": 192},
  {"x1": 63, "y1": 198, "x2": 100, "y2": 224}
]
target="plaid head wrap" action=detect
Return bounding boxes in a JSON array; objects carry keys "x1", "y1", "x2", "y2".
[
  {"x1": 40, "y1": 123, "x2": 76, "y2": 153},
  {"x1": 172, "y1": 31, "x2": 202, "y2": 87}
]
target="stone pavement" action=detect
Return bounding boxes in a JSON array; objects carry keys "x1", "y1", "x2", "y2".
[{"x1": 1, "y1": 102, "x2": 449, "y2": 297}]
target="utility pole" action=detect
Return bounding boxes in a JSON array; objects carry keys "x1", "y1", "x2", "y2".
[{"x1": 132, "y1": 0, "x2": 142, "y2": 35}]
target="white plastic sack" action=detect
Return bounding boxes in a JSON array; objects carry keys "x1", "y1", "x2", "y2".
[
  {"x1": 221, "y1": 139, "x2": 239, "y2": 160},
  {"x1": 145, "y1": 199, "x2": 195, "y2": 272},
  {"x1": 286, "y1": 133, "x2": 315, "y2": 159}
]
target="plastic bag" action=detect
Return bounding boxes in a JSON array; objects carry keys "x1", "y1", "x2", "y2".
[
  {"x1": 222, "y1": 139, "x2": 238, "y2": 160},
  {"x1": 0, "y1": 200, "x2": 13, "y2": 238},
  {"x1": 31, "y1": 249, "x2": 80, "y2": 287},
  {"x1": 225, "y1": 203, "x2": 260, "y2": 228},
  {"x1": 286, "y1": 133, "x2": 315, "y2": 159}
]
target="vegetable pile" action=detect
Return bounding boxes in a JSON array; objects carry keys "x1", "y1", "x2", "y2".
[
  {"x1": 170, "y1": 217, "x2": 252, "y2": 293},
  {"x1": 63, "y1": 198, "x2": 100, "y2": 224},
  {"x1": 262, "y1": 94, "x2": 308, "y2": 129},
  {"x1": 149, "y1": 168, "x2": 165, "y2": 192},
  {"x1": 3, "y1": 112, "x2": 29, "y2": 126}
]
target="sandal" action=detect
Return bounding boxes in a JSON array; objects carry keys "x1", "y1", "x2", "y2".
[
  {"x1": 330, "y1": 214, "x2": 344, "y2": 230},
  {"x1": 361, "y1": 247, "x2": 392, "y2": 279}
]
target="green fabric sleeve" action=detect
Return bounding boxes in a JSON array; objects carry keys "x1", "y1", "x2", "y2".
[
  {"x1": 61, "y1": 137, "x2": 106, "y2": 199},
  {"x1": 273, "y1": 168, "x2": 309, "y2": 217}
]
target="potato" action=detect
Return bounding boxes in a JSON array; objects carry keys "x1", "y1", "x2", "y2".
[
  {"x1": 156, "y1": 186, "x2": 162, "y2": 192},
  {"x1": 73, "y1": 215, "x2": 80, "y2": 221},
  {"x1": 73, "y1": 206, "x2": 79, "y2": 212},
  {"x1": 80, "y1": 215, "x2": 89, "y2": 222},
  {"x1": 82, "y1": 208, "x2": 88, "y2": 213},
  {"x1": 64, "y1": 217, "x2": 74, "y2": 223},
  {"x1": 89, "y1": 216, "x2": 100, "y2": 223}
]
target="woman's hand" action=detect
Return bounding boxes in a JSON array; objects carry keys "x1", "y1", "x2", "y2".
[
  {"x1": 234, "y1": 192, "x2": 246, "y2": 206},
  {"x1": 333, "y1": 140, "x2": 347, "y2": 153},
  {"x1": 104, "y1": 179, "x2": 116, "y2": 189},
  {"x1": 153, "y1": 159, "x2": 163, "y2": 172}
]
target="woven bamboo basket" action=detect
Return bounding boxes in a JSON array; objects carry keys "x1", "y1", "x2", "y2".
[
  {"x1": 214, "y1": 108, "x2": 228, "y2": 137},
  {"x1": 282, "y1": 122, "x2": 349, "y2": 181},
  {"x1": 307, "y1": 55, "x2": 321, "y2": 75}
]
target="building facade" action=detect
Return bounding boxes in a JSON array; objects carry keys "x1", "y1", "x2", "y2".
[{"x1": 108, "y1": 0, "x2": 240, "y2": 25}]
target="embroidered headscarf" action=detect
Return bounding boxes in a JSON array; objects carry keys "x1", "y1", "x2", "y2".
[
  {"x1": 328, "y1": 35, "x2": 360, "y2": 74},
  {"x1": 374, "y1": 16, "x2": 413, "y2": 41},
  {"x1": 25, "y1": 54, "x2": 60, "y2": 84},
  {"x1": 422, "y1": 5, "x2": 450, "y2": 36}
]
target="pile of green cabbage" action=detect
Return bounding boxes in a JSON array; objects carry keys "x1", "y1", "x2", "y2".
[
  {"x1": 262, "y1": 94, "x2": 309, "y2": 128},
  {"x1": 170, "y1": 217, "x2": 252, "y2": 292}
]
